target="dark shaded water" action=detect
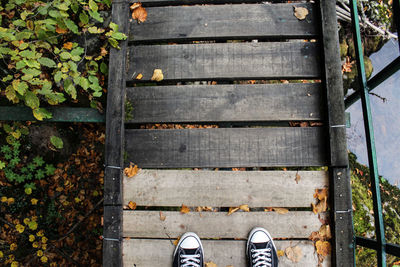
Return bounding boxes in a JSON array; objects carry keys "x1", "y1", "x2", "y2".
[{"x1": 346, "y1": 40, "x2": 400, "y2": 186}]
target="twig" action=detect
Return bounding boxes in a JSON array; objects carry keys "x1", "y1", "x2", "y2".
[
  {"x1": 369, "y1": 92, "x2": 387, "y2": 103},
  {"x1": 56, "y1": 197, "x2": 104, "y2": 242}
]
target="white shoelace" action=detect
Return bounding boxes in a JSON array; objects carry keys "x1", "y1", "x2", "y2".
[
  {"x1": 251, "y1": 248, "x2": 272, "y2": 267},
  {"x1": 180, "y1": 254, "x2": 201, "y2": 267}
]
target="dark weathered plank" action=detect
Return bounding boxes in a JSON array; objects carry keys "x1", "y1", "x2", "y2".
[
  {"x1": 123, "y1": 239, "x2": 329, "y2": 267},
  {"x1": 123, "y1": 170, "x2": 328, "y2": 207},
  {"x1": 137, "y1": 0, "x2": 305, "y2": 5},
  {"x1": 125, "y1": 128, "x2": 328, "y2": 168},
  {"x1": 129, "y1": 3, "x2": 317, "y2": 42},
  {"x1": 127, "y1": 42, "x2": 321, "y2": 81},
  {"x1": 125, "y1": 83, "x2": 324, "y2": 123}
]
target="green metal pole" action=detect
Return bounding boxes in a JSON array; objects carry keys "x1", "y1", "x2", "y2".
[{"x1": 349, "y1": 1, "x2": 386, "y2": 266}]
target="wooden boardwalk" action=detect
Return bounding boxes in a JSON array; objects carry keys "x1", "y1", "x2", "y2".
[{"x1": 104, "y1": 1, "x2": 354, "y2": 266}]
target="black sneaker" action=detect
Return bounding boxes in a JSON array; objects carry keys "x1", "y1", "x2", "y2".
[
  {"x1": 173, "y1": 232, "x2": 204, "y2": 267},
  {"x1": 246, "y1": 227, "x2": 278, "y2": 267}
]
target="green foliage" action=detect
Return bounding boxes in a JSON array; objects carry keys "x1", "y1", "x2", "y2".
[
  {"x1": 359, "y1": 0, "x2": 393, "y2": 31},
  {"x1": 0, "y1": 0, "x2": 127, "y2": 120},
  {"x1": 50, "y1": 135, "x2": 63, "y2": 149}
]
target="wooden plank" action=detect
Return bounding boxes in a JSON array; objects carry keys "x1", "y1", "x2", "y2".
[
  {"x1": 123, "y1": 170, "x2": 328, "y2": 207},
  {"x1": 129, "y1": 3, "x2": 318, "y2": 42},
  {"x1": 123, "y1": 211, "x2": 325, "y2": 239},
  {"x1": 124, "y1": 127, "x2": 328, "y2": 168},
  {"x1": 137, "y1": 0, "x2": 305, "y2": 6},
  {"x1": 123, "y1": 239, "x2": 330, "y2": 267},
  {"x1": 127, "y1": 42, "x2": 321, "y2": 81},
  {"x1": 125, "y1": 83, "x2": 324, "y2": 123}
]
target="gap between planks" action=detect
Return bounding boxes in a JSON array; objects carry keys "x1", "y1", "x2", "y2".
[
  {"x1": 123, "y1": 170, "x2": 328, "y2": 207},
  {"x1": 123, "y1": 239, "x2": 330, "y2": 267}
]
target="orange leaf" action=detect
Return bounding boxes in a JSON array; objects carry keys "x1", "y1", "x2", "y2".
[
  {"x1": 159, "y1": 211, "x2": 166, "y2": 221},
  {"x1": 316, "y1": 240, "x2": 331, "y2": 257},
  {"x1": 124, "y1": 163, "x2": 139, "y2": 178},
  {"x1": 273, "y1": 208, "x2": 289, "y2": 214},
  {"x1": 130, "y1": 2, "x2": 141, "y2": 10},
  {"x1": 239, "y1": 204, "x2": 250, "y2": 212},
  {"x1": 132, "y1": 6, "x2": 147, "y2": 23},
  {"x1": 314, "y1": 189, "x2": 328, "y2": 201},
  {"x1": 63, "y1": 42, "x2": 73, "y2": 50},
  {"x1": 100, "y1": 47, "x2": 108, "y2": 57},
  {"x1": 136, "y1": 73, "x2": 143, "y2": 80},
  {"x1": 227, "y1": 207, "x2": 239, "y2": 215},
  {"x1": 173, "y1": 237, "x2": 180, "y2": 246},
  {"x1": 180, "y1": 204, "x2": 190, "y2": 214},
  {"x1": 56, "y1": 26, "x2": 68, "y2": 34},
  {"x1": 295, "y1": 173, "x2": 301, "y2": 184},
  {"x1": 277, "y1": 250, "x2": 285, "y2": 257},
  {"x1": 128, "y1": 201, "x2": 137, "y2": 210},
  {"x1": 205, "y1": 262, "x2": 218, "y2": 267}
]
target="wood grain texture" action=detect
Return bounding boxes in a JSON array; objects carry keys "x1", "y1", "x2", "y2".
[
  {"x1": 123, "y1": 239, "x2": 330, "y2": 267},
  {"x1": 123, "y1": 210, "x2": 326, "y2": 238},
  {"x1": 125, "y1": 83, "x2": 324, "y2": 123},
  {"x1": 129, "y1": 3, "x2": 317, "y2": 42},
  {"x1": 124, "y1": 127, "x2": 328, "y2": 168},
  {"x1": 127, "y1": 42, "x2": 321, "y2": 81},
  {"x1": 137, "y1": 0, "x2": 306, "y2": 5},
  {"x1": 123, "y1": 170, "x2": 328, "y2": 207}
]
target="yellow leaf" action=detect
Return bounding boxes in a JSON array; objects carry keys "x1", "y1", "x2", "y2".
[
  {"x1": 128, "y1": 201, "x2": 137, "y2": 210},
  {"x1": 319, "y1": 225, "x2": 332, "y2": 240},
  {"x1": 151, "y1": 69, "x2": 164, "y2": 82},
  {"x1": 136, "y1": 73, "x2": 143, "y2": 80},
  {"x1": 293, "y1": 7, "x2": 309, "y2": 20},
  {"x1": 63, "y1": 42, "x2": 73, "y2": 50},
  {"x1": 173, "y1": 237, "x2": 180, "y2": 246},
  {"x1": 180, "y1": 204, "x2": 190, "y2": 214},
  {"x1": 316, "y1": 240, "x2": 331, "y2": 257},
  {"x1": 285, "y1": 246, "x2": 303, "y2": 263},
  {"x1": 277, "y1": 250, "x2": 285, "y2": 257},
  {"x1": 273, "y1": 208, "x2": 289, "y2": 214},
  {"x1": 239, "y1": 204, "x2": 250, "y2": 212},
  {"x1": 10, "y1": 243, "x2": 17, "y2": 251},
  {"x1": 124, "y1": 163, "x2": 140, "y2": 178},
  {"x1": 205, "y1": 262, "x2": 218, "y2": 267},
  {"x1": 227, "y1": 207, "x2": 239, "y2": 215},
  {"x1": 159, "y1": 211, "x2": 166, "y2": 221},
  {"x1": 40, "y1": 256, "x2": 48, "y2": 263}
]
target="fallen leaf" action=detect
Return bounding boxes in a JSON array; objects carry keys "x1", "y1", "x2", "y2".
[
  {"x1": 132, "y1": 5, "x2": 147, "y2": 23},
  {"x1": 173, "y1": 237, "x2": 180, "y2": 246},
  {"x1": 319, "y1": 225, "x2": 332, "y2": 240},
  {"x1": 285, "y1": 246, "x2": 303, "y2": 263},
  {"x1": 63, "y1": 42, "x2": 73, "y2": 50},
  {"x1": 128, "y1": 201, "x2": 137, "y2": 210},
  {"x1": 264, "y1": 207, "x2": 273, "y2": 212},
  {"x1": 316, "y1": 240, "x2": 331, "y2": 257},
  {"x1": 309, "y1": 231, "x2": 322, "y2": 242},
  {"x1": 100, "y1": 47, "x2": 108, "y2": 57},
  {"x1": 205, "y1": 262, "x2": 218, "y2": 267},
  {"x1": 159, "y1": 211, "x2": 166, "y2": 221},
  {"x1": 151, "y1": 69, "x2": 164, "y2": 81},
  {"x1": 136, "y1": 73, "x2": 143, "y2": 80},
  {"x1": 124, "y1": 163, "x2": 139, "y2": 178},
  {"x1": 56, "y1": 26, "x2": 68, "y2": 34},
  {"x1": 295, "y1": 173, "x2": 301, "y2": 184},
  {"x1": 294, "y1": 7, "x2": 309, "y2": 20},
  {"x1": 314, "y1": 189, "x2": 328, "y2": 201},
  {"x1": 180, "y1": 204, "x2": 190, "y2": 214},
  {"x1": 277, "y1": 250, "x2": 285, "y2": 257},
  {"x1": 228, "y1": 207, "x2": 239, "y2": 215},
  {"x1": 226, "y1": 265, "x2": 234, "y2": 267},
  {"x1": 312, "y1": 200, "x2": 327, "y2": 214},
  {"x1": 273, "y1": 208, "x2": 289, "y2": 214},
  {"x1": 130, "y1": 2, "x2": 141, "y2": 10},
  {"x1": 239, "y1": 204, "x2": 250, "y2": 212}
]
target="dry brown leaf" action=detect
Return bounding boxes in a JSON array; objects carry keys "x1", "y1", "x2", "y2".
[
  {"x1": 309, "y1": 231, "x2": 322, "y2": 242},
  {"x1": 227, "y1": 207, "x2": 239, "y2": 215},
  {"x1": 205, "y1": 262, "x2": 218, "y2": 267},
  {"x1": 314, "y1": 189, "x2": 328, "y2": 201},
  {"x1": 294, "y1": 7, "x2": 309, "y2": 20},
  {"x1": 277, "y1": 250, "x2": 285, "y2": 257},
  {"x1": 312, "y1": 200, "x2": 327, "y2": 214},
  {"x1": 132, "y1": 5, "x2": 147, "y2": 23},
  {"x1": 295, "y1": 173, "x2": 301, "y2": 184},
  {"x1": 264, "y1": 207, "x2": 273, "y2": 212},
  {"x1": 285, "y1": 246, "x2": 303, "y2": 263},
  {"x1": 319, "y1": 225, "x2": 332, "y2": 240},
  {"x1": 130, "y1": 2, "x2": 141, "y2": 10},
  {"x1": 136, "y1": 73, "x2": 143, "y2": 80},
  {"x1": 239, "y1": 204, "x2": 250, "y2": 212},
  {"x1": 159, "y1": 211, "x2": 166, "y2": 221},
  {"x1": 173, "y1": 237, "x2": 180, "y2": 246},
  {"x1": 124, "y1": 163, "x2": 139, "y2": 178},
  {"x1": 273, "y1": 208, "x2": 289, "y2": 214},
  {"x1": 56, "y1": 26, "x2": 68, "y2": 34},
  {"x1": 63, "y1": 42, "x2": 73, "y2": 50},
  {"x1": 316, "y1": 240, "x2": 331, "y2": 257},
  {"x1": 151, "y1": 69, "x2": 164, "y2": 81},
  {"x1": 180, "y1": 204, "x2": 190, "y2": 214},
  {"x1": 100, "y1": 47, "x2": 108, "y2": 57},
  {"x1": 226, "y1": 265, "x2": 234, "y2": 267},
  {"x1": 128, "y1": 201, "x2": 137, "y2": 210}
]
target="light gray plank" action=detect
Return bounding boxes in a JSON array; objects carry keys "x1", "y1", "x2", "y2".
[
  {"x1": 123, "y1": 211, "x2": 325, "y2": 239},
  {"x1": 123, "y1": 170, "x2": 328, "y2": 207},
  {"x1": 123, "y1": 239, "x2": 331, "y2": 267},
  {"x1": 127, "y1": 42, "x2": 321, "y2": 81},
  {"x1": 129, "y1": 3, "x2": 317, "y2": 41},
  {"x1": 125, "y1": 83, "x2": 324, "y2": 123},
  {"x1": 124, "y1": 127, "x2": 328, "y2": 168}
]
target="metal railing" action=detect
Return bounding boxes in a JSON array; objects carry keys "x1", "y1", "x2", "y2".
[{"x1": 345, "y1": 0, "x2": 400, "y2": 266}]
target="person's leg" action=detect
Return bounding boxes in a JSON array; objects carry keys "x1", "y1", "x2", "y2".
[
  {"x1": 173, "y1": 232, "x2": 204, "y2": 267},
  {"x1": 246, "y1": 227, "x2": 278, "y2": 267}
]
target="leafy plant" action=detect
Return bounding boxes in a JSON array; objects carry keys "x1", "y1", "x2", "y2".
[
  {"x1": 50, "y1": 135, "x2": 63, "y2": 149},
  {"x1": 0, "y1": 0, "x2": 127, "y2": 120}
]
